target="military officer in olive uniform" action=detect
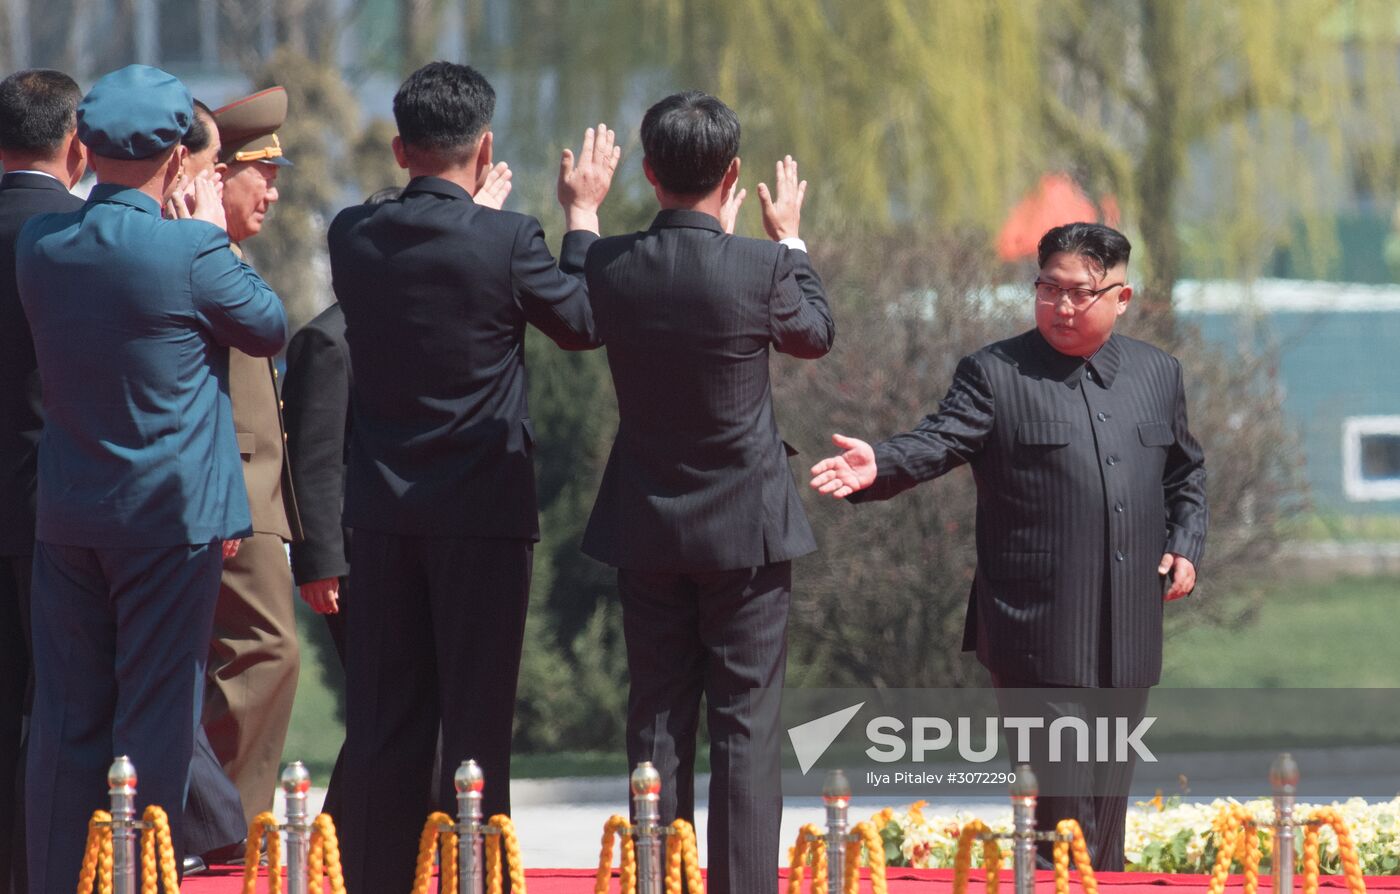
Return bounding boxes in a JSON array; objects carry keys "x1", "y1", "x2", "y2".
[
  {"x1": 17, "y1": 65, "x2": 287, "y2": 893},
  {"x1": 200, "y1": 86, "x2": 304, "y2": 829}
]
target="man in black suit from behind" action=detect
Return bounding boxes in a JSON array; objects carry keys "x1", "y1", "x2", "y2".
[
  {"x1": 0, "y1": 68, "x2": 86, "y2": 894},
  {"x1": 581, "y1": 91, "x2": 834, "y2": 894},
  {"x1": 326, "y1": 62, "x2": 618, "y2": 893},
  {"x1": 810, "y1": 222, "x2": 1207, "y2": 870}
]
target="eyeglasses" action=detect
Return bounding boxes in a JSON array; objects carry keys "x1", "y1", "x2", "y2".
[{"x1": 1033, "y1": 279, "x2": 1125, "y2": 310}]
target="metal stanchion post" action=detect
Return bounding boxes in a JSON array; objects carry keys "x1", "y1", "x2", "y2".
[
  {"x1": 108, "y1": 755, "x2": 138, "y2": 894},
  {"x1": 1010, "y1": 764, "x2": 1038, "y2": 894},
  {"x1": 281, "y1": 762, "x2": 311, "y2": 894},
  {"x1": 1271, "y1": 753, "x2": 1299, "y2": 894},
  {"x1": 824, "y1": 769, "x2": 851, "y2": 889},
  {"x1": 632, "y1": 762, "x2": 664, "y2": 894},
  {"x1": 456, "y1": 760, "x2": 486, "y2": 894}
]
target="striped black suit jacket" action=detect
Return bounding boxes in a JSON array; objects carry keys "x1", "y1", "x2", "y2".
[
  {"x1": 581, "y1": 209, "x2": 835, "y2": 572},
  {"x1": 328, "y1": 176, "x2": 598, "y2": 540},
  {"x1": 0, "y1": 172, "x2": 83, "y2": 555},
  {"x1": 852, "y1": 329, "x2": 1207, "y2": 687}
]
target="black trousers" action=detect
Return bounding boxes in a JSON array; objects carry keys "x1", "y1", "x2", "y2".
[
  {"x1": 27, "y1": 541, "x2": 222, "y2": 894},
  {"x1": 338, "y1": 532, "x2": 531, "y2": 894},
  {"x1": 318, "y1": 573, "x2": 349, "y2": 821},
  {"x1": 0, "y1": 554, "x2": 31, "y2": 894},
  {"x1": 183, "y1": 726, "x2": 247, "y2": 858},
  {"x1": 993, "y1": 676, "x2": 1149, "y2": 871},
  {"x1": 618, "y1": 561, "x2": 790, "y2": 894}
]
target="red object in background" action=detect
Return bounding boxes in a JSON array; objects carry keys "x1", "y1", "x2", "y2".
[{"x1": 997, "y1": 173, "x2": 1121, "y2": 262}]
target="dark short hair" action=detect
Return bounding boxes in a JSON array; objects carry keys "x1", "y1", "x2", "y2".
[
  {"x1": 640, "y1": 91, "x2": 740, "y2": 196},
  {"x1": 1037, "y1": 222, "x2": 1132, "y2": 273},
  {"x1": 182, "y1": 100, "x2": 215, "y2": 154},
  {"x1": 0, "y1": 69, "x2": 82, "y2": 155},
  {"x1": 393, "y1": 61, "x2": 494, "y2": 160}
]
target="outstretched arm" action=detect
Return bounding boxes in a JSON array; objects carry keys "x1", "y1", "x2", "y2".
[
  {"x1": 810, "y1": 434, "x2": 877, "y2": 498},
  {"x1": 810, "y1": 354, "x2": 995, "y2": 502}
]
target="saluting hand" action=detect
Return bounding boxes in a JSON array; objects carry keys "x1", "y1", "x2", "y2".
[
  {"x1": 187, "y1": 170, "x2": 227, "y2": 231},
  {"x1": 809, "y1": 433, "x2": 877, "y2": 498},
  {"x1": 474, "y1": 161, "x2": 513, "y2": 210},
  {"x1": 758, "y1": 155, "x2": 806, "y2": 242},
  {"x1": 558, "y1": 124, "x2": 621, "y2": 234},
  {"x1": 164, "y1": 174, "x2": 193, "y2": 219}
]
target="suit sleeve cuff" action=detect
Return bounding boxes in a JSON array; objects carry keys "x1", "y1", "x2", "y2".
[{"x1": 1164, "y1": 525, "x2": 1206, "y2": 567}]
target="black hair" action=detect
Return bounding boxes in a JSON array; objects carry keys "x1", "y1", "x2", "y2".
[
  {"x1": 182, "y1": 99, "x2": 216, "y2": 154},
  {"x1": 0, "y1": 69, "x2": 82, "y2": 155},
  {"x1": 1036, "y1": 222, "x2": 1132, "y2": 273},
  {"x1": 393, "y1": 61, "x2": 495, "y2": 160},
  {"x1": 640, "y1": 91, "x2": 740, "y2": 196}
]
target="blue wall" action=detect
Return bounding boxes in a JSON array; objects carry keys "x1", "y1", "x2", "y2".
[{"x1": 1188, "y1": 308, "x2": 1400, "y2": 513}]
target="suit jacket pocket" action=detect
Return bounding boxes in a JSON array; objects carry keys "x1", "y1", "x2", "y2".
[
  {"x1": 236, "y1": 432, "x2": 257, "y2": 458},
  {"x1": 1016, "y1": 421, "x2": 1071, "y2": 446},
  {"x1": 1137, "y1": 421, "x2": 1174, "y2": 447},
  {"x1": 983, "y1": 551, "x2": 1052, "y2": 582}
]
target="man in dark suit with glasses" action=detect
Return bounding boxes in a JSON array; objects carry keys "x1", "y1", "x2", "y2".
[{"x1": 811, "y1": 222, "x2": 1207, "y2": 870}]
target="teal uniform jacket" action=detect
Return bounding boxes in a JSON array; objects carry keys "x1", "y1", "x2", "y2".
[{"x1": 16, "y1": 184, "x2": 287, "y2": 547}]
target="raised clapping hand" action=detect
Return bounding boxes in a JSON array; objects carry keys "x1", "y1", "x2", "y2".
[
  {"x1": 718, "y1": 160, "x2": 747, "y2": 235},
  {"x1": 809, "y1": 433, "x2": 877, "y2": 499},
  {"x1": 1159, "y1": 553, "x2": 1197, "y2": 601},
  {"x1": 474, "y1": 161, "x2": 513, "y2": 210},
  {"x1": 558, "y1": 124, "x2": 621, "y2": 234},
  {"x1": 758, "y1": 155, "x2": 806, "y2": 242}
]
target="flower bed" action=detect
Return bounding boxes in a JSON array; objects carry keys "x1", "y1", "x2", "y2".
[{"x1": 873, "y1": 798, "x2": 1400, "y2": 874}]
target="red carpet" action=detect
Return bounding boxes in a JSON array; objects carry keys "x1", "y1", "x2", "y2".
[{"x1": 182, "y1": 867, "x2": 1400, "y2": 892}]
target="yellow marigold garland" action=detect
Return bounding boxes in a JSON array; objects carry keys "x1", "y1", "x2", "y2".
[
  {"x1": 137, "y1": 806, "x2": 178, "y2": 894},
  {"x1": 1206, "y1": 805, "x2": 1263, "y2": 894},
  {"x1": 77, "y1": 806, "x2": 182, "y2": 894},
  {"x1": 1052, "y1": 819, "x2": 1097, "y2": 894},
  {"x1": 952, "y1": 819, "x2": 1003, "y2": 894},
  {"x1": 485, "y1": 813, "x2": 526, "y2": 894},
  {"x1": 1303, "y1": 807, "x2": 1367, "y2": 894},
  {"x1": 787, "y1": 824, "x2": 827, "y2": 894},
  {"x1": 243, "y1": 811, "x2": 282, "y2": 894},
  {"x1": 307, "y1": 813, "x2": 348, "y2": 894},
  {"x1": 663, "y1": 819, "x2": 704, "y2": 894},
  {"x1": 843, "y1": 821, "x2": 888, "y2": 894},
  {"x1": 595, "y1": 815, "x2": 636, "y2": 894},
  {"x1": 411, "y1": 812, "x2": 457, "y2": 894},
  {"x1": 77, "y1": 810, "x2": 114, "y2": 894}
]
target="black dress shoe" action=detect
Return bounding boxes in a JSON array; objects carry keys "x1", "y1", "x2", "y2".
[
  {"x1": 203, "y1": 838, "x2": 248, "y2": 865},
  {"x1": 182, "y1": 855, "x2": 208, "y2": 876}
]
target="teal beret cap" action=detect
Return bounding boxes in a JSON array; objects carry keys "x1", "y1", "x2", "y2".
[{"x1": 77, "y1": 64, "x2": 193, "y2": 160}]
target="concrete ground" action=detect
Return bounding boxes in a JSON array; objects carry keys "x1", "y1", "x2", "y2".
[
  {"x1": 273, "y1": 781, "x2": 1004, "y2": 869},
  {"x1": 275, "y1": 745, "x2": 1400, "y2": 869}
]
